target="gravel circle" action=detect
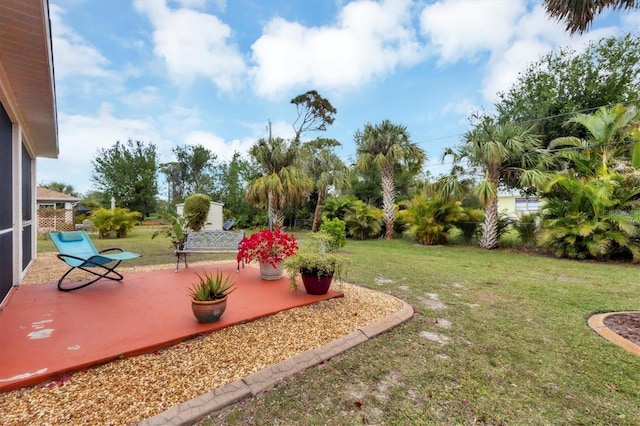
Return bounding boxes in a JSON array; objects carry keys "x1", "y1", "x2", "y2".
[{"x1": 2, "y1": 254, "x2": 403, "y2": 425}]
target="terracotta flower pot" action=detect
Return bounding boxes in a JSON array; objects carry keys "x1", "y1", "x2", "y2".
[{"x1": 191, "y1": 297, "x2": 227, "y2": 323}]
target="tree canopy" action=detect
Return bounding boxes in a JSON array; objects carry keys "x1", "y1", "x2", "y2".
[
  {"x1": 246, "y1": 137, "x2": 313, "y2": 230},
  {"x1": 290, "y1": 90, "x2": 337, "y2": 142},
  {"x1": 91, "y1": 139, "x2": 158, "y2": 217},
  {"x1": 40, "y1": 182, "x2": 78, "y2": 197},
  {"x1": 160, "y1": 144, "x2": 218, "y2": 204},
  {"x1": 495, "y1": 34, "x2": 640, "y2": 147}
]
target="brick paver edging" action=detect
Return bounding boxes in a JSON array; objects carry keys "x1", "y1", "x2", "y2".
[{"x1": 138, "y1": 297, "x2": 414, "y2": 426}]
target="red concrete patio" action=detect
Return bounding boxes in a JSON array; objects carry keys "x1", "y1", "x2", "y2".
[{"x1": 0, "y1": 262, "x2": 342, "y2": 393}]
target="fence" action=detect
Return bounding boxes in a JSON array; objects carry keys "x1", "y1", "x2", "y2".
[{"x1": 38, "y1": 209, "x2": 75, "y2": 234}]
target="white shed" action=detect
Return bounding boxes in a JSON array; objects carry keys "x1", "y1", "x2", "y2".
[{"x1": 176, "y1": 201, "x2": 224, "y2": 229}]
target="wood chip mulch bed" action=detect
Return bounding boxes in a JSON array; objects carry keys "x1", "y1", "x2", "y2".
[{"x1": 1, "y1": 253, "x2": 403, "y2": 425}]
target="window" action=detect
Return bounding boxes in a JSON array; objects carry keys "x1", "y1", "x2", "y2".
[{"x1": 515, "y1": 198, "x2": 540, "y2": 213}]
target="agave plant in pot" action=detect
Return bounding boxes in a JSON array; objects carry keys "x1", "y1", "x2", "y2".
[
  {"x1": 284, "y1": 232, "x2": 349, "y2": 294},
  {"x1": 189, "y1": 270, "x2": 235, "y2": 323},
  {"x1": 237, "y1": 229, "x2": 298, "y2": 280}
]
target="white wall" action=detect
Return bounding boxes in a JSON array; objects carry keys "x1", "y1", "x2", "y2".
[{"x1": 176, "y1": 201, "x2": 224, "y2": 229}]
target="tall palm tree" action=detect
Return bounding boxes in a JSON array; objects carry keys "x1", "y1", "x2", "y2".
[
  {"x1": 446, "y1": 116, "x2": 550, "y2": 249},
  {"x1": 355, "y1": 120, "x2": 426, "y2": 240},
  {"x1": 246, "y1": 137, "x2": 313, "y2": 231},
  {"x1": 302, "y1": 138, "x2": 351, "y2": 232},
  {"x1": 544, "y1": 0, "x2": 639, "y2": 34}
]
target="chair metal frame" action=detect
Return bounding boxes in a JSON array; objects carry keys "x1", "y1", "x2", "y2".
[{"x1": 49, "y1": 231, "x2": 140, "y2": 292}]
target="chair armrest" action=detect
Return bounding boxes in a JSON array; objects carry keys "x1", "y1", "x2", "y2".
[{"x1": 99, "y1": 248, "x2": 125, "y2": 254}]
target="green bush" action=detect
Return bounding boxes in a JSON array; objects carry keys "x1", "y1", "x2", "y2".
[
  {"x1": 90, "y1": 207, "x2": 142, "y2": 238},
  {"x1": 319, "y1": 217, "x2": 346, "y2": 251},
  {"x1": 323, "y1": 196, "x2": 360, "y2": 221},
  {"x1": 513, "y1": 213, "x2": 538, "y2": 246},
  {"x1": 344, "y1": 201, "x2": 383, "y2": 240},
  {"x1": 184, "y1": 194, "x2": 211, "y2": 231},
  {"x1": 456, "y1": 207, "x2": 485, "y2": 244},
  {"x1": 401, "y1": 196, "x2": 468, "y2": 245}
]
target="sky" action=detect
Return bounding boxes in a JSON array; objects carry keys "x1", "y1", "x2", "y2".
[{"x1": 37, "y1": 0, "x2": 640, "y2": 197}]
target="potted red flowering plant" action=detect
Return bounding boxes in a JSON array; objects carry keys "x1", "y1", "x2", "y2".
[{"x1": 237, "y1": 229, "x2": 298, "y2": 280}]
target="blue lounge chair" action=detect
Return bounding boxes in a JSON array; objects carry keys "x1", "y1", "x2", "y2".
[{"x1": 49, "y1": 231, "x2": 141, "y2": 292}]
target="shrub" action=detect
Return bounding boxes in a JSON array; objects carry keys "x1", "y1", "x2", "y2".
[
  {"x1": 90, "y1": 207, "x2": 141, "y2": 238},
  {"x1": 457, "y1": 207, "x2": 485, "y2": 244},
  {"x1": 323, "y1": 196, "x2": 360, "y2": 221},
  {"x1": 344, "y1": 201, "x2": 383, "y2": 240},
  {"x1": 319, "y1": 217, "x2": 347, "y2": 251},
  {"x1": 513, "y1": 213, "x2": 538, "y2": 246},
  {"x1": 184, "y1": 194, "x2": 211, "y2": 231},
  {"x1": 401, "y1": 196, "x2": 469, "y2": 245}
]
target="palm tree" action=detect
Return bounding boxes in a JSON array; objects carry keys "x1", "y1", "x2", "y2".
[
  {"x1": 355, "y1": 120, "x2": 426, "y2": 240},
  {"x1": 549, "y1": 104, "x2": 640, "y2": 175},
  {"x1": 445, "y1": 116, "x2": 550, "y2": 249},
  {"x1": 246, "y1": 137, "x2": 313, "y2": 231},
  {"x1": 302, "y1": 138, "x2": 351, "y2": 232},
  {"x1": 543, "y1": 0, "x2": 639, "y2": 34},
  {"x1": 539, "y1": 104, "x2": 640, "y2": 261}
]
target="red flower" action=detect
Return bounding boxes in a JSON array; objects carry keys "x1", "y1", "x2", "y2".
[{"x1": 237, "y1": 229, "x2": 298, "y2": 267}]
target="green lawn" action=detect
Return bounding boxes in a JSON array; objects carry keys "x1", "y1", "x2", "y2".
[
  {"x1": 38, "y1": 227, "x2": 240, "y2": 266},
  {"x1": 39, "y1": 229, "x2": 640, "y2": 424},
  {"x1": 203, "y1": 239, "x2": 640, "y2": 425}
]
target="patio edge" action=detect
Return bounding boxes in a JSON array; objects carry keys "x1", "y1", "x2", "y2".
[{"x1": 137, "y1": 295, "x2": 414, "y2": 426}]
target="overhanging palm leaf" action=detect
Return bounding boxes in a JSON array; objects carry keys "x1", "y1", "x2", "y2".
[{"x1": 543, "y1": 0, "x2": 639, "y2": 34}]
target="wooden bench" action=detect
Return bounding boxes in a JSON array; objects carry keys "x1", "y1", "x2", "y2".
[{"x1": 175, "y1": 229, "x2": 245, "y2": 271}]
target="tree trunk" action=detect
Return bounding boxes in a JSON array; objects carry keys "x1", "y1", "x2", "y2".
[
  {"x1": 381, "y1": 165, "x2": 396, "y2": 240},
  {"x1": 272, "y1": 208, "x2": 285, "y2": 231},
  {"x1": 311, "y1": 190, "x2": 327, "y2": 232},
  {"x1": 268, "y1": 192, "x2": 285, "y2": 231},
  {"x1": 480, "y1": 196, "x2": 499, "y2": 249}
]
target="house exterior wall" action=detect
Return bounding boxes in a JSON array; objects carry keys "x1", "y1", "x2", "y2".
[
  {"x1": 497, "y1": 195, "x2": 542, "y2": 218},
  {"x1": 176, "y1": 201, "x2": 224, "y2": 229},
  {"x1": 497, "y1": 195, "x2": 517, "y2": 217},
  {"x1": 0, "y1": 0, "x2": 58, "y2": 306}
]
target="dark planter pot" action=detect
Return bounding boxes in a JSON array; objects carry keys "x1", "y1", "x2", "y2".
[
  {"x1": 191, "y1": 297, "x2": 227, "y2": 323},
  {"x1": 300, "y1": 268, "x2": 334, "y2": 295}
]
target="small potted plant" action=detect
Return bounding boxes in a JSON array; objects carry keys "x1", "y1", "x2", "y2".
[
  {"x1": 152, "y1": 213, "x2": 190, "y2": 250},
  {"x1": 189, "y1": 269, "x2": 235, "y2": 323},
  {"x1": 237, "y1": 229, "x2": 298, "y2": 280},
  {"x1": 284, "y1": 232, "x2": 349, "y2": 294}
]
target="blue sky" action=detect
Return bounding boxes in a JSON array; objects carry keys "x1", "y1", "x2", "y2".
[{"x1": 38, "y1": 0, "x2": 640, "y2": 196}]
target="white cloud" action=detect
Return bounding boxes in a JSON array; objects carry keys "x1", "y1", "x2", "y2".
[
  {"x1": 49, "y1": 4, "x2": 111, "y2": 80},
  {"x1": 481, "y1": 38, "x2": 552, "y2": 103},
  {"x1": 38, "y1": 104, "x2": 164, "y2": 194},
  {"x1": 480, "y1": 4, "x2": 623, "y2": 103},
  {"x1": 442, "y1": 98, "x2": 478, "y2": 119},
  {"x1": 121, "y1": 86, "x2": 161, "y2": 107},
  {"x1": 621, "y1": 9, "x2": 640, "y2": 30},
  {"x1": 183, "y1": 131, "x2": 255, "y2": 162},
  {"x1": 134, "y1": 0, "x2": 247, "y2": 92},
  {"x1": 419, "y1": 0, "x2": 527, "y2": 64},
  {"x1": 250, "y1": 0, "x2": 423, "y2": 98}
]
